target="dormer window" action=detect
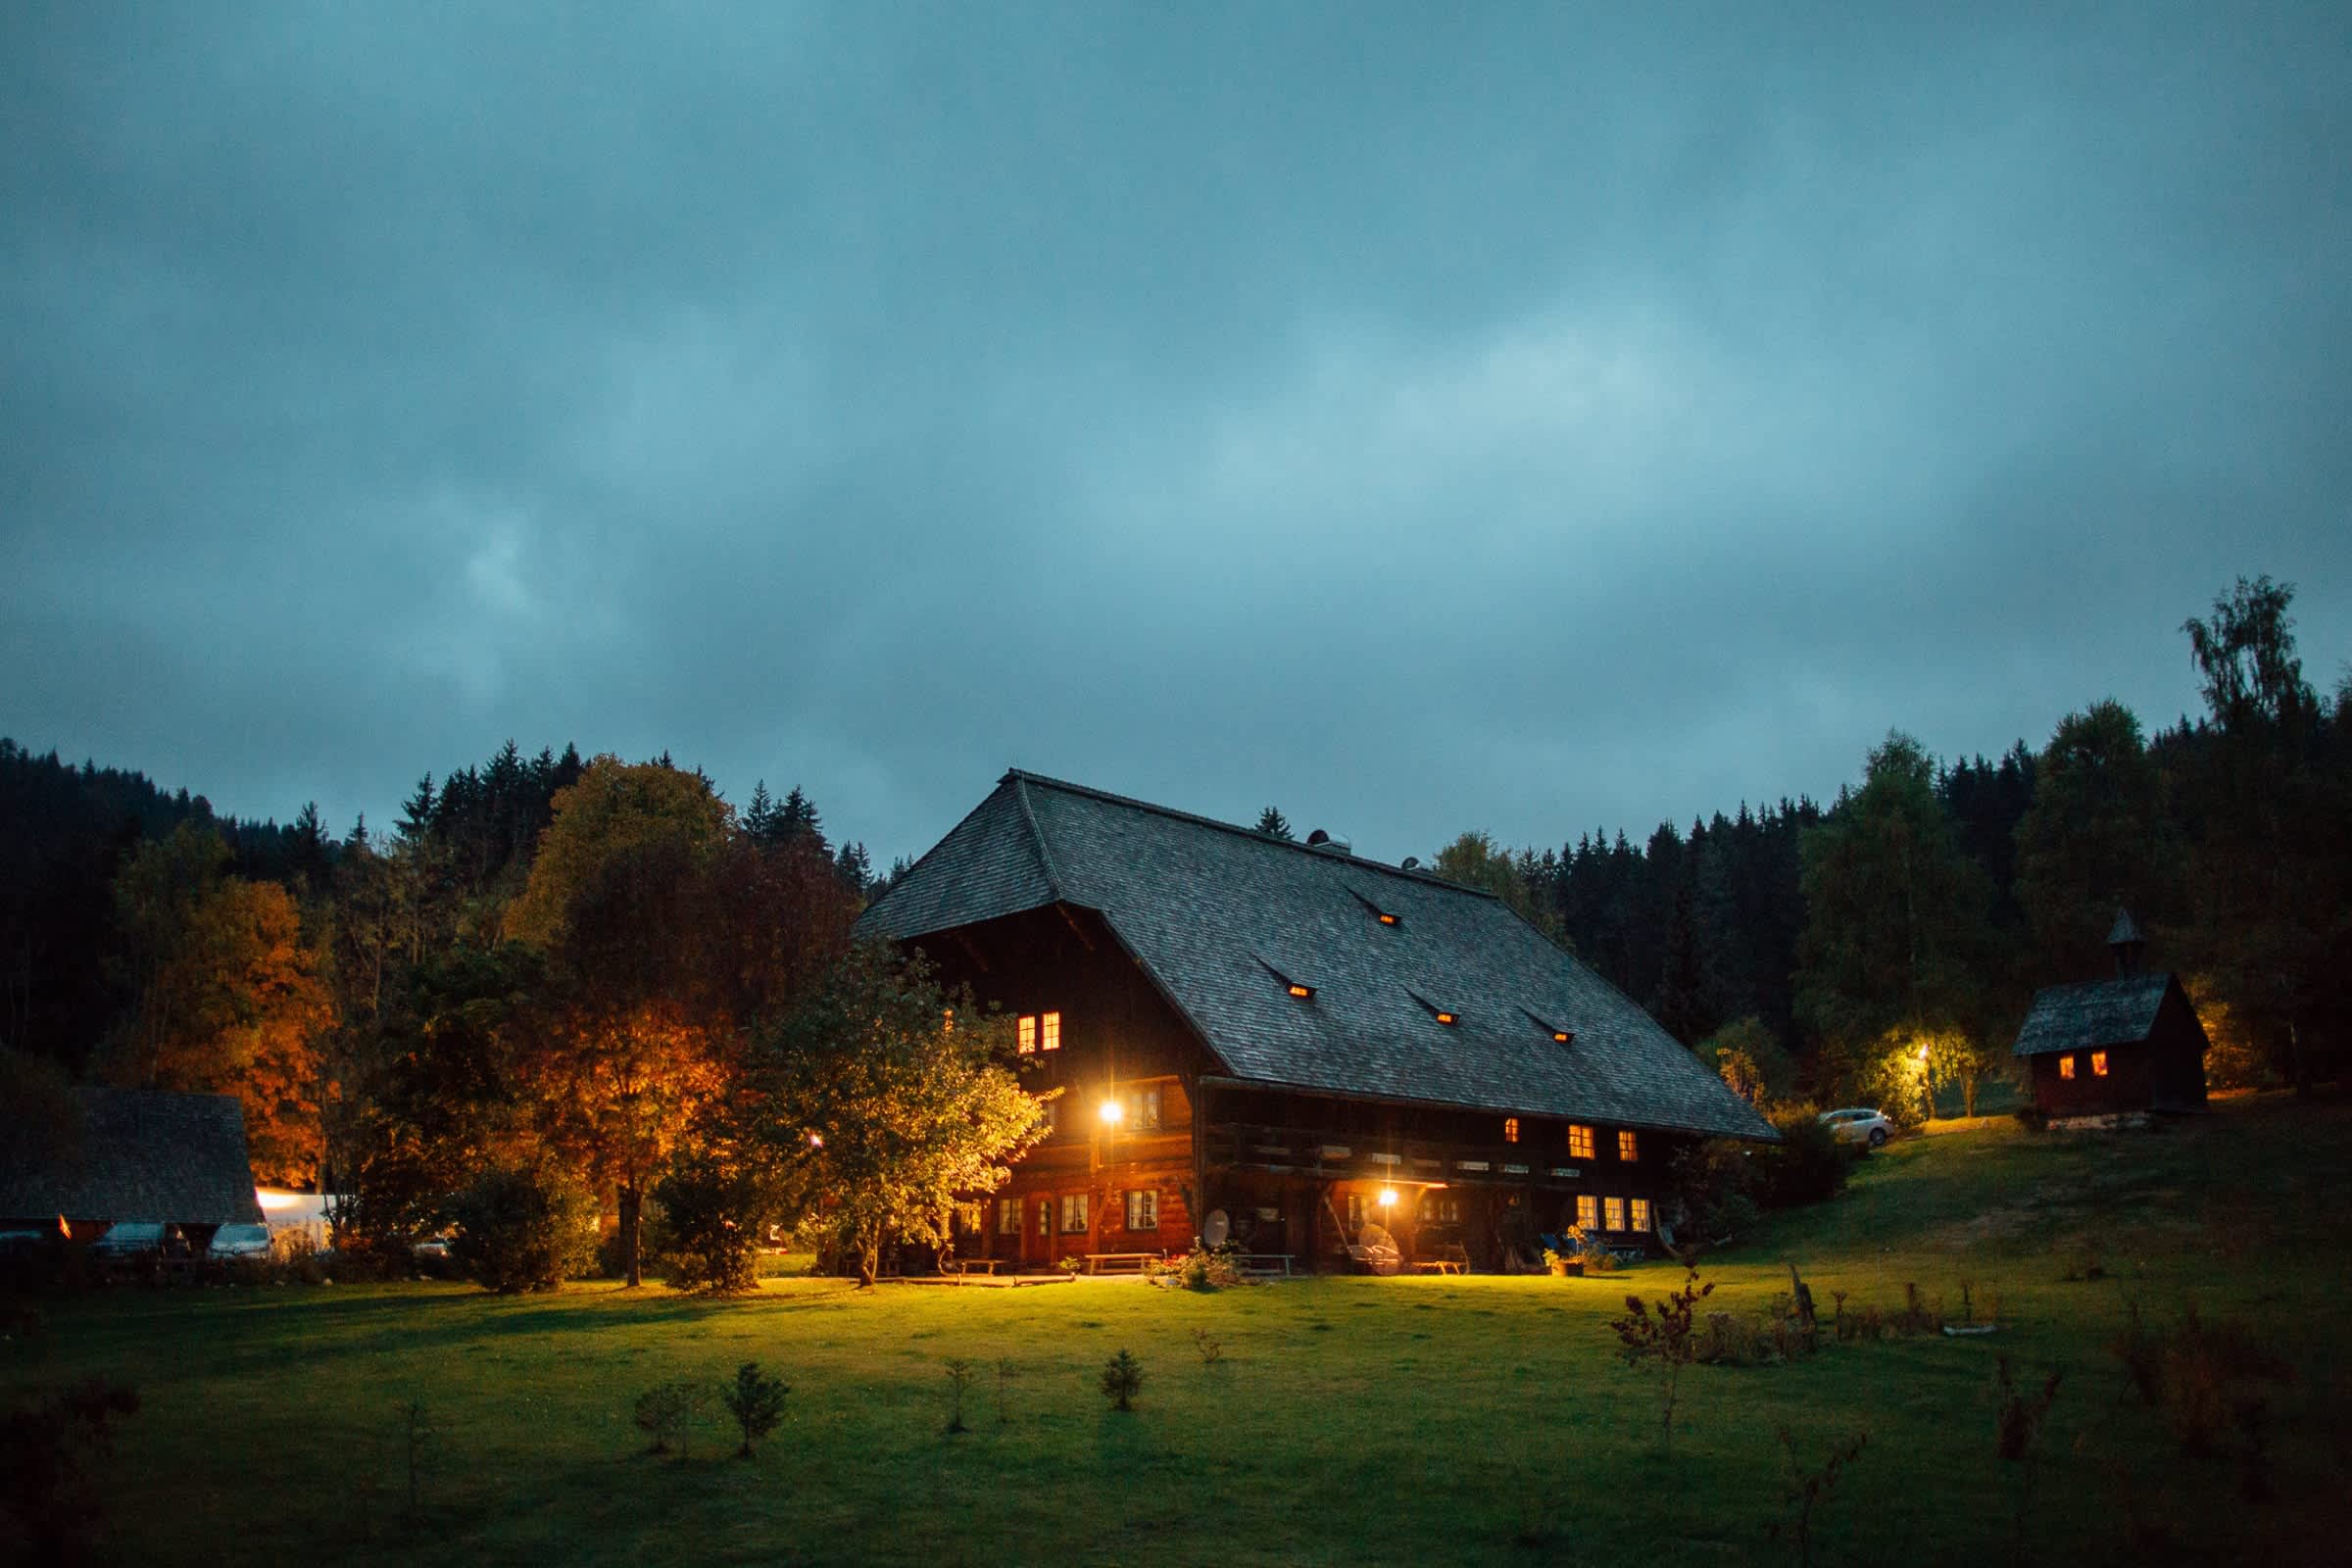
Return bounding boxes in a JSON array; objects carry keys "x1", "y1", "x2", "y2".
[
  {"x1": 1435, "y1": 1010, "x2": 1458, "y2": 1026},
  {"x1": 1259, "y1": 956, "x2": 1314, "y2": 1002},
  {"x1": 1409, "y1": 990, "x2": 1459, "y2": 1026},
  {"x1": 1523, "y1": 1008, "x2": 1574, "y2": 1045},
  {"x1": 1348, "y1": 888, "x2": 1401, "y2": 927}
]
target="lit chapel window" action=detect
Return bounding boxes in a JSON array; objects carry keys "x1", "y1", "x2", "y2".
[
  {"x1": 1059, "y1": 1194, "x2": 1090, "y2": 1234},
  {"x1": 1603, "y1": 1197, "x2": 1627, "y2": 1232},
  {"x1": 1630, "y1": 1199, "x2": 1651, "y2": 1234},
  {"x1": 1618, "y1": 1130, "x2": 1640, "y2": 1163},
  {"x1": 2091, "y1": 1051, "x2": 2109, "y2": 1077},
  {"x1": 1125, "y1": 1190, "x2": 1158, "y2": 1231},
  {"x1": 1576, "y1": 1195, "x2": 1598, "y2": 1230},
  {"x1": 2059, "y1": 1054, "x2": 2077, "y2": 1080},
  {"x1": 1503, "y1": 1117, "x2": 1520, "y2": 1144},
  {"x1": 1568, "y1": 1125, "x2": 1594, "y2": 1160}
]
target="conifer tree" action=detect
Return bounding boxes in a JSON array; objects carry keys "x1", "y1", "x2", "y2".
[{"x1": 1255, "y1": 807, "x2": 1294, "y2": 840}]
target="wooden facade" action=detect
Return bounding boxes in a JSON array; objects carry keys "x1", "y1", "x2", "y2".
[
  {"x1": 861, "y1": 772, "x2": 1777, "y2": 1274},
  {"x1": 919, "y1": 905, "x2": 1686, "y2": 1271},
  {"x1": 2014, "y1": 912, "x2": 2209, "y2": 1119}
]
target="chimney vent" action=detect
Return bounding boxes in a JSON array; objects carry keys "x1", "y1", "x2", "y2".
[{"x1": 1304, "y1": 828, "x2": 1350, "y2": 855}]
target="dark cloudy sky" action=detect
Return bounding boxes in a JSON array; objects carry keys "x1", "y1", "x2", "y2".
[{"x1": 6, "y1": 5, "x2": 2348, "y2": 868}]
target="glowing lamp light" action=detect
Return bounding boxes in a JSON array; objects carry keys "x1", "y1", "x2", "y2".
[
  {"x1": 256, "y1": 1190, "x2": 302, "y2": 1212},
  {"x1": 1099, "y1": 1100, "x2": 1124, "y2": 1126},
  {"x1": 807, "y1": 1132, "x2": 824, "y2": 1149},
  {"x1": 1917, "y1": 1044, "x2": 1932, "y2": 1063},
  {"x1": 1378, "y1": 1187, "x2": 1398, "y2": 1207},
  {"x1": 1552, "y1": 1031, "x2": 1571, "y2": 1044},
  {"x1": 1287, "y1": 983, "x2": 1312, "y2": 1000}
]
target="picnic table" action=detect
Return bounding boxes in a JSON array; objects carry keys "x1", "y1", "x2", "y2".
[{"x1": 1081, "y1": 1251, "x2": 1163, "y2": 1275}]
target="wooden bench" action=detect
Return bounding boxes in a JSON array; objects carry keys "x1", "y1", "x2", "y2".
[
  {"x1": 1082, "y1": 1251, "x2": 1163, "y2": 1275},
  {"x1": 940, "y1": 1257, "x2": 1006, "y2": 1280},
  {"x1": 1235, "y1": 1252, "x2": 1296, "y2": 1277},
  {"x1": 1411, "y1": 1257, "x2": 1465, "y2": 1275}
]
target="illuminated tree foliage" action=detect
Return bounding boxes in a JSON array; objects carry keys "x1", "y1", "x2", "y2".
[
  {"x1": 748, "y1": 943, "x2": 1043, "y2": 1287},
  {"x1": 107, "y1": 823, "x2": 332, "y2": 1183}
]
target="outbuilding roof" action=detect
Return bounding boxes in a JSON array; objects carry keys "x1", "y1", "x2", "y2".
[
  {"x1": 2011, "y1": 971, "x2": 2175, "y2": 1057},
  {"x1": 859, "y1": 771, "x2": 1777, "y2": 1141},
  {"x1": 0, "y1": 1088, "x2": 266, "y2": 1225}
]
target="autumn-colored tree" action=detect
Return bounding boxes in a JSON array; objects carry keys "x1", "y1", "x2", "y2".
[
  {"x1": 748, "y1": 943, "x2": 1043, "y2": 1287},
  {"x1": 1432, "y1": 830, "x2": 1563, "y2": 940},
  {"x1": 108, "y1": 823, "x2": 332, "y2": 1183},
  {"x1": 505, "y1": 758, "x2": 737, "y2": 1286}
]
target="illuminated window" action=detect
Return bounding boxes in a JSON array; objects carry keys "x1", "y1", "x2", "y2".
[
  {"x1": 1435, "y1": 1010, "x2": 1458, "y2": 1026},
  {"x1": 1618, "y1": 1130, "x2": 1640, "y2": 1163},
  {"x1": 1017, "y1": 1015, "x2": 1037, "y2": 1054},
  {"x1": 1125, "y1": 1190, "x2": 1158, "y2": 1231},
  {"x1": 1576, "y1": 1195, "x2": 1597, "y2": 1230},
  {"x1": 1042, "y1": 1011, "x2": 1061, "y2": 1051},
  {"x1": 998, "y1": 1199, "x2": 1021, "y2": 1236},
  {"x1": 2059, "y1": 1054, "x2": 2077, "y2": 1080},
  {"x1": 1118, "y1": 1085, "x2": 1163, "y2": 1131},
  {"x1": 1015, "y1": 1012, "x2": 1062, "y2": 1053},
  {"x1": 1037, "y1": 1098, "x2": 1057, "y2": 1137},
  {"x1": 1378, "y1": 911, "x2": 1399, "y2": 926},
  {"x1": 1630, "y1": 1199, "x2": 1651, "y2": 1234},
  {"x1": 1552, "y1": 1030, "x2": 1572, "y2": 1044},
  {"x1": 1568, "y1": 1125, "x2": 1594, "y2": 1160},
  {"x1": 1503, "y1": 1117, "x2": 1520, "y2": 1144},
  {"x1": 1603, "y1": 1197, "x2": 1627, "y2": 1232},
  {"x1": 2091, "y1": 1051, "x2": 2108, "y2": 1077},
  {"x1": 1420, "y1": 1193, "x2": 1459, "y2": 1224},
  {"x1": 1287, "y1": 983, "x2": 1313, "y2": 1000},
  {"x1": 1058, "y1": 1194, "x2": 1090, "y2": 1234}
]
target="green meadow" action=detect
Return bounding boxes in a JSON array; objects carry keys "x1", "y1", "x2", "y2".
[{"x1": 10, "y1": 1096, "x2": 2349, "y2": 1566}]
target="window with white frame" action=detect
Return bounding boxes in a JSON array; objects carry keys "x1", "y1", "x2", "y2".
[
  {"x1": 1603, "y1": 1197, "x2": 1627, "y2": 1231},
  {"x1": 1125, "y1": 1189, "x2": 1158, "y2": 1231},
  {"x1": 1059, "y1": 1193, "x2": 1090, "y2": 1234}
]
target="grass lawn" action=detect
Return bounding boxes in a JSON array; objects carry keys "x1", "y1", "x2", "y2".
[{"x1": 10, "y1": 1095, "x2": 2351, "y2": 1566}]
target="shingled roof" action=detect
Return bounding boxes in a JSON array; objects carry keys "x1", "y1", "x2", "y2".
[
  {"x1": 2011, "y1": 971, "x2": 2174, "y2": 1057},
  {"x1": 0, "y1": 1088, "x2": 265, "y2": 1225},
  {"x1": 859, "y1": 771, "x2": 1776, "y2": 1141}
]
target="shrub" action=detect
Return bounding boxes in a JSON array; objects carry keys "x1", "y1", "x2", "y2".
[
  {"x1": 633, "y1": 1382, "x2": 712, "y2": 1456},
  {"x1": 943, "y1": 1358, "x2": 974, "y2": 1434},
  {"x1": 0, "y1": 1378, "x2": 139, "y2": 1563},
  {"x1": 444, "y1": 1162, "x2": 599, "y2": 1294},
  {"x1": 1766, "y1": 1425, "x2": 1867, "y2": 1566},
  {"x1": 1190, "y1": 1328, "x2": 1224, "y2": 1367},
  {"x1": 1150, "y1": 1246, "x2": 1249, "y2": 1292},
  {"x1": 1101, "y1": 1349, "x2": 1144, "y2": 1411},
  {"x1": 723, "y1": 1363, "x2": 789, "y2": 1457},
  {"x1": 1665, "y1": 1139, "x2": 1763, "y2": 1249},
  {"x1": 657, "y1": 1151, "x2": 773, "y2": 1295},
  {"x1": 1611, "y1": 1261, "x2": 1715, "y2": 1453},
  {"x1": 1754, "y1": 1107, "x2": 1854, "y2": 1208}
]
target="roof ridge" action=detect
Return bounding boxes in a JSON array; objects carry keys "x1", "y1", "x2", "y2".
[
  {"x1": 1004, "y1": 768, "x2": 1497, "y2": 898},
  {"x1": 1009, "y1": 773, "x2": 1064, "y2": 901}
]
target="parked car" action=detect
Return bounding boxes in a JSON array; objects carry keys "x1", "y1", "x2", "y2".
[
  {"x1": 90, "y1": 1220, "x2": 167, "y2": 1261},
  {"x1": 209, "y1": 1223, "x2": 274, "y2": 1263},
  {"x1": 1820, "y1": 1107, "x2": 1895, "y2": 1148}
]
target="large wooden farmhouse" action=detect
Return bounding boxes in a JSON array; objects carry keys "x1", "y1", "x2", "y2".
[{"x1": 857, "y1": 772, "x2": 1775, "y2": 1272}]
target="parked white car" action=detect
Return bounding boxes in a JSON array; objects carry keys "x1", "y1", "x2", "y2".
[
  {"x1": 1820, "y1": 1107, "x2": 1895, "y2": 1148},
  {"x1": 209, "y1": 1223, "x2": 274, "y2": 1263}
]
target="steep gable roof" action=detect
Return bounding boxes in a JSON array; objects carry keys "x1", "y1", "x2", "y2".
[
  {"x1": 0, "y1": 1088, "x2": 265, "y2": 1225},
  {"x1": 2011, "y1": 970, "x2": 2175, "y2": 1057},
  {"x1": 860, "y1": 772, "x2": 1775, "y2": 1140}
]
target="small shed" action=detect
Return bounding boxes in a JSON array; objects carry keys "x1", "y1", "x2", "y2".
[
  {"x1": 0, "y1": 1087, "x2": 266, "y2": 1238},
  {"x1": 2012, "y1": 911, "x2": 2209, "y2": 1116}
]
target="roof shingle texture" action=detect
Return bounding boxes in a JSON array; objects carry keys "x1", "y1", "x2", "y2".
[
  {"x1": 0, "y1": 1088, "x2": 266, "y2": 1225},
  {"x1": 2011, "y1": 971, "x2": 2173, "y2": 1057},
  {"x1": 860, "y1": 773, "x2": 1776, "y2": 1140}
]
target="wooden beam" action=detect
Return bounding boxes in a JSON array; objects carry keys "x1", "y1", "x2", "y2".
[
  {"x1": 1055, "y1": 903, "x2": 1098, "y2": 953},
  {"x1": 949, "y1": 928, "x2": 991, "y2": 974}
]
